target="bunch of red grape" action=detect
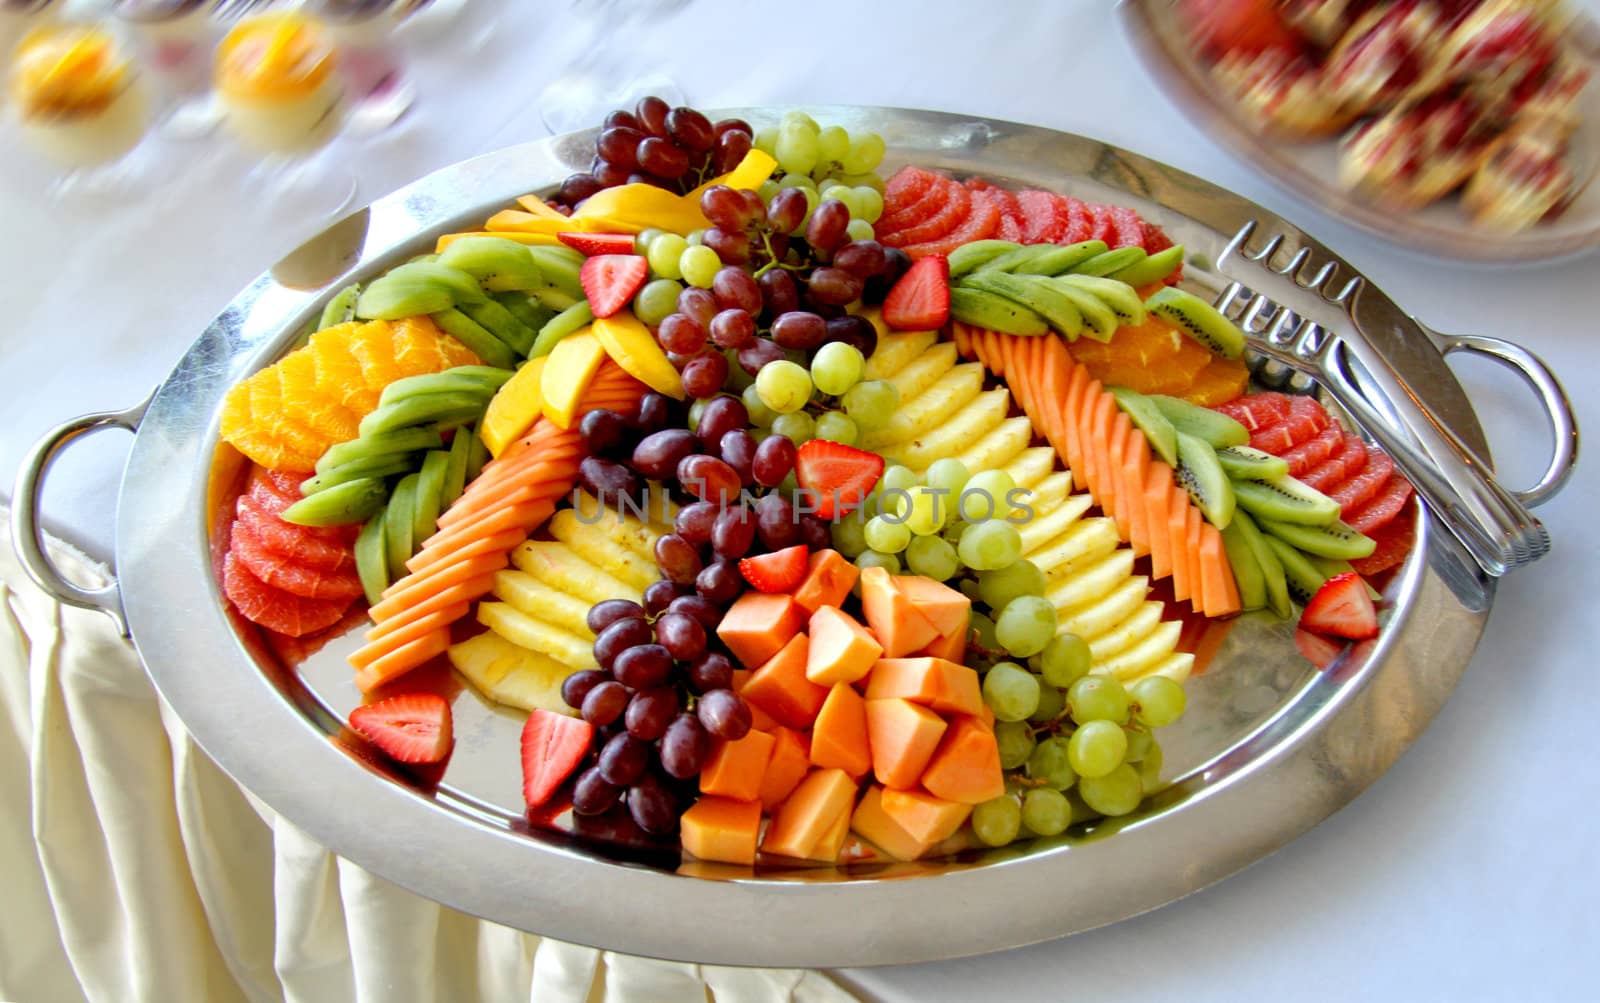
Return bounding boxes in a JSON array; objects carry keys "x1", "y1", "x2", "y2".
[{"x1": 553, "y1": 96, "x2": 755, "y2": 207}]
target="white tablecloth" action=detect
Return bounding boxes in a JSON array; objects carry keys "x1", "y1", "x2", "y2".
[{"x1": 4, "y1": 1, "x2": 1598, "y2": 999}]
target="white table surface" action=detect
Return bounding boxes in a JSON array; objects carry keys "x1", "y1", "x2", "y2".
[{"x1": 5, "y1": 1, "x2": 1597, "y2": 998}]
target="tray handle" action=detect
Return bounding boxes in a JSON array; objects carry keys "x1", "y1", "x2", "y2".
[
  {"x1": 1438, "y1": 334, "x2": 1578, "y2": 508},
  {"x1": 10, "y1": 395, "x2": 152, "y2": 637}
]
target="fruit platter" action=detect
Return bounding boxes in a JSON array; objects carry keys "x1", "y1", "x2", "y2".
[
  {"x1": 1121, "y1": 0, "x2": 1600, "y2": 261},
  {"x1": 12, "y1": 105, "x2": 1573, "y2": 967}
]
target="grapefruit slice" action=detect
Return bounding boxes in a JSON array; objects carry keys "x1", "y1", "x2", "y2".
[
  {"x1": 881, "y1": 182, "x2": 971, "y2": 248},
  {"x1": 223, "y1": 552, "x2": 350, "y2": 637},
  {"x1": 1347, "y1": 476, "x2": 1414, "y2": 535},
  {"x1": 1330, "y1": 449, "x2": 1395, "y2": 515},
  {"x1": 1214, "y1": 392, "x2": 1290, "y2": 431},
  {"x1": 1015, "y1": 190, "x2": 1066, "y2": 244},
  {"x1": 903, "y1": 189, "x2": 1001, "y2": 259},
  {"x1": 1281, "y1": 424, "x2": 1344, "y2": 476},
  {"x1": 235, "y1": 494, "x2": 357, "y2": 572},
  {"x1": 230, "y1": 520, "x2": 366, "y2": 601}
]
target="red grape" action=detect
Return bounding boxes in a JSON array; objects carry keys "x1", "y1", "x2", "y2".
[
  {"x1": 632, "y1": 429, "x2": 699, "y2": 479},
  {"x1": 673, "y1": 500, "x2": 718, "y2": 547},
  {"x1": 659, "y1": 714, "x2": 709, "y2": 779},
  {"x1": 587, "y1": 598, "x2": 645, "y2": 635},
  {"x1": 581, "y1": 680, "x2": 629, "y2": 726},
  {"x1": 579, "y1": 408, "x2": 630, "y2": 457},
  {"x1": 643, "y1": 579, "x2": 691, "y2": 616},
  {"x1": 700, "y1": 185, "x2": 757, "y2": 231},
  {"x1": 604, "y1": 109, "x2": 640, "y2": 131},
  {"x1": 713, "y1": 129, "x2": 753, "y2": 174},
  {"x1": 561, "y1": 668, "x2": 608, "y2": 709},
  {"x1": 677, "y1": 453, "x2": 741, "y2": 504},
  {"x1": 593, "y1": 159, "x2": 631, "y2": 188},
  {"x1": 710, "y1": 308, "x2": 756, "y2": 350},
  {"x1": 666, "y1": 106, "x2": 714, "y2": 152},
  {"x1": 627, "y1": 771, "x2": 679, "y2": 834},
  {"x1": 806, "y1": 199, "x2": 851, "y2": 253},
  {"x1": 593, "y1": 616, "x2": 653, "y2": 668},
  {"x1": 697, "y1": 688, "x2": 752, "y2": 740},
  {"x1": 710, "y1": 504, "x2": 756, "y2": 559},
  {"x1": 635, "y1": 95, "x2": 670, "y2": 137},
  {"x1": 696, "y1": 394, "x2": 749, "y2": 445},
  {"x1": 833, "y1": 240, "x2": 887, "y2": 278},
  {"x1": 667, "y1": 594, "x2": 722, "y2": 632},
  {"x1": 736, "y1": 337, "x2": 785, "y2": 375},
  {"x1": 655, "y1": 611, "x2": 707, "y2": 661},
  {"x1": 597, "y1": 126, "x2": 644, "y2": 170},
  {"x1": 686, "y1": 652, "x2": 734, "y2": 693},
  {"x1": 681, "y1": 353, "x2": 729, "y2": 399},
  {"x1": 719, "y1": 430, "x2": 756, "y2": 486},
  {"x1": 613, "y1": 644, "x2": 673, "y2": 689},
  {"x1": 704, "y1": 227, "x2": 752, "y2": 265},
  {"x1": 695, "y1": 559, "x2": 744, "y2": 604},
  {"x1": 572, "y1": 767, "x2": 622, "y2": 815},
  {"x1": 713, "y1": 118, "x2": 752, "y2": 140},
  {"x1": 625, "y1": 687, "x2": 679, "y2": 740},
  {"x1": 713, "y1": 267, "x2": 763, "y2": 313},
  {"x1": 807, "y1": 267, "x2": 865, "y2": 306},
  {"x1": 771, "y1": 310, "x2": 828, "y2": 350},
  {"x1": 558, "y1": 173, "x2": 601, "y2": 204},
  {"x1": 677, "y1": 287, "x2": 717, "y2": 327},
  {"x1": 799, "y1": 513, "x2": 832, "y2": 551},
  {"x1": 755, "y1": 493, "x2": 801, "y2": 549},
  {"x1": 767, "y1": 187, "x2": 808, "y2": 233},
  {"x1": 634, "y1": 392, "x2": 676, "y2": 431},
  {"x1": 752, "y1": 434, "x2": 797, "y2": 487},
  {"x1": 598, "y1": 732, "x2": 649, "y2": 786},
  {"x1": 657, "y1": 312, "x2": 706, "y2": 354},
  {"x1": 654, "y1": 533, "x2": 703, "y2": 584},
  {"x1": 577, "y1": 457, "x2": 644, "y2": 503},
  {"x1": 758, "y1": 268, "x2": 800, "y2": 318},
  {"x1": 638, "y1": 136, "x2": 690, "y2": 179}
]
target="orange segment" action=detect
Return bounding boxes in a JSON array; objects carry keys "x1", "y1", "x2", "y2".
[
  {"x1": 278, "y1": 349, "x2": 360, "y2": 443},
  {"x1": 1177, "y1": 354, "x2": 1251, "y2": 407},
  {"x1": 1066, "y1": 317, "x2": 1213, "y2": 397}
]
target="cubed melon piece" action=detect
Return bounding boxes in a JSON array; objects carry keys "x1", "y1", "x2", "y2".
[
  {"x1": 717, "y1": 591, "x2": 805, "y2": 669},
  {"x1": 864, "y1": 657, "x2": 983, "y2": 717},
  {"x1": 893, "y1": 574, "x2": 971, "y2": 638},
  {"x1": 858, "y1": 566, "x2": 939, "y2": 657},
  {"x1": 793, "y1": 549, "x2": 859, "y2": 614},
  {"x1": 680, "y1": 796, "x2": 761, "y2": 865},
  {"x1": 879, "y1": 787, "x2": 972, "y2": 844},
  {"x1": 920, "y1": 715, "x2": 1005, "y2": 805},
  {"x1": 810, "y1": 799, "x2": 853, "y2": 863},
  {"x1": 850, "y1": 785, "x2": 936, "y2": 862},
  {"x1": 810, "y1": 683, "x2": 871, "y2": 778},
  {"x1": 758, "y1": 726, "x2": 812, "y2": 811},
  {"x1": 917, "y1": 622, "x2": 967, "y2": 662},
  {"x1": 699, "y1": 728, "x2": 775, "y2": 802},
  {"x1": 741, "y1": 633, "x2": 829, "y2": 730},
  {"x1": 805, "y1": 605, "x2": 883, "y2": 685},
  {"x1": 761, "y1": 767, "x2": 857, "y2": 861},
  {"x1": 865, "y1": 698, "x2": 948, "y2": 790},
  {"x1": 730, "y1": 669, "x2": 780, "y2": 731}
]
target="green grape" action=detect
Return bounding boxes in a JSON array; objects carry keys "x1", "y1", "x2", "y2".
[
  {"x1": 1122, "y1": 727, "x2": 1153, "y2": 763},
  {"x1": 754, "y1": 126, "x2": 778, "y2": 155},
  {"x1": 845, "y1": 219, "x2": 875, "y2": 242},
  {"x1": 982, "y1": 662, "x2": 1040, "y2": 722},
  {"x1": 1131, "y1": 676, "x2": 1187, "y2": 728},
  {"x1": 971, "y1": 795, "x2": 1021, "y2": 847},
  {"x1": 855, "y1": 549, "x2": 901, "y2": 577},
  {"x1": 836, "y1": 170, "x2": 885, "y2": 193},
  {"x1": 679, "y1": 245, "x2": 721, "y2": 289},
  {"x1": 940, "y1": 518, "x2": 967, "y2": 546},
  {"x1": 633, "y1": 278, "x2": 682, "y2": 327},
  {"x1": 779, "y1": 470, "x2": 799, "y2": 494},
  {"x1": 994, "y1": 720, "x2": 1037, "y2": 770},
  {"x1": 1038, "y1": 633, "x2": 1092, "y2": 688},
  {"x1": 832, "y1": 187, "x2": 866, "y2": 219},
  {"x1": 1027, "y1": 735, "x2": 1077, "y2": 790},
  {"x1": 781, "y1": 110, "x2": 819, "y2": 132},
  {"x1": 841, "y1": 131, "x2": 886, "y2": 174},
  {"x1": 1029, "y1": 683, "x2": 1065, "y2": 723},
  {"x1": 1021, "y1": 788, "x2": 1071, "y2": 837},
  {"x1": 742, "y1": 383, "x2": 777, "y2": 427},
  {"x1": 756, "y1": 179, "x2": 780, "y2": 202},
  {"x1": 778, "y1": 172, "x2": 818, "y2": 191},
  {"x1": 924, "y1": 458, "x2": 970, "y2": 499},
  {"x1": 686, "y1": 228, "x2": 706, "y2": 246},
  {"x1": 814, "y1": 411, "x2": 857, "y2": 444},
  {"x1": 774, "y1": 124, "x2": 821, "y2": 175},
  {"x1": 1067, "y1": 719, "x2": 1127, "y2": 778},
  {"x1": 865, "y1": 515, "x2": 911, "y2": 554},
  {"x1": 905, "y1": 534, "x2": 959, "y2": 580},
  {"x1": 792, "y1": 186, "x2": 821, "y2": 234},
  {"x1": 977, "y1": 559, "x2": 1046, "y2": 610},
  {"x1": 811, "y1": 342, "x2": 864, "y2": 396},
  {"x1": 959, "y1": 576, "x2": 984, "y2": 602},
  {"x1": 1137, "y1": 741, "x2": 1164, "y2": 790},
  {"x1": 961, "y1": 469, "x2": 1019, "y2": 523},
  {"x1": 687, "y1": 397, "x2": 709, "y2": 434},
  {"x1": 969, "y1": 611, "x2": 999, "y2": 651},
  {"x1": 723, "y1": 351, "x2": 753, "y2": 393},
  {"x1": 816, "y1": 124, "x2": 850, "y2": 163},
  {"x1": 903, "y1": 487, "x2": 948, "y2": 536},
  {"x1": 646, "y1": 233, "x2": 688, "y2": 279},
  {"x1": 880, "y1": 464, "x2": 920, "y2": 495},
  {"x1": 755, "y1": 360, "x2": 812, "y2": 414},
  {"x1": 831, "y1": 514, "x2": 869, "y2": 558},
  {"x1": 634, "y1": 227, "x2": 664, "y2": 254},
  {"x1": 958, "y1": 521, "x2": 1023, "y2": 572},
  {"x1": 1078, "y1": 763, "x2": 1142, "y2": 817},
  {"x1": 995, "y1": 595, "x2": 1057, "y2": 657},
  {"x1": 1068, "y1": 676, "x2": 1131, "y2": 724},
  {"x1": 853, "y1": 185, "x2": 884, "y2": 223},
  {"x1": 841, "y1": 379, "x2": 898, "y2": 426},
  {"x1": 771, "y1": 411, "x2": 815, "y2": 444}
]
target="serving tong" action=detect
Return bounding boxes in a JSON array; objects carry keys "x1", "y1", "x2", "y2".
[{"x1": 1211, "y1": 220, "x2": 1576, "y2": 578}]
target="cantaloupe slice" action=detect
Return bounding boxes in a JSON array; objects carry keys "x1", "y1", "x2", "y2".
[
  {"x1": 758, "y1": 726, "x2": 811, "y2": 811},
  {"x1": 700, "y1": 728, "x2": 775, "y2": 802},
  {"x1": 1090, "y1": 392, "x2": 1118, "y2": 518},
  {"x1": 893, "y1": 574, "x2": 970, "y2": 639},
  {"x1": 864, "y1": 657, "x2": 983, "y2": 717},
  {"x1": 1107, "y1": 413, "x2": 1133, "y2": 537},
  {"x1": 1144, "y1": 466, "x2": 1174, "y2": 580},
  {"x1": 858, "y1": 566, "x2": 939, "y2": 658},
  {"x1": 730, "y1": 670, "x2": 781, "y2": 731},
  {"x1": 718, "y1": 591, "x2": 805, "y2": 669},
  {"x1": 741, "y1": 633, "x2": 828, "y2": 730},
  {"x1": 1120, "y1": 425, "x2": 1153, "y2": 557},
  {"x1": 1199, "y1": 526, "x2": 1241, "y2": 619},
  {"x1": 806, "y1": 604, "x2": 884, "y2": 685},
  {"x1": 792, "y1": 549, "x2": 858, "y2": 614},
  {"x1": 1167, "y1": 488, "x2": 1192, "y2": 603},
  {"x1": 866, "y1": 698, "x2": 948, "y2": 790},
  {"x1": 1183, "y1": 503, "x2": 1204, "y2": 609},
  {"x1": 680, "y1": 796, "x2": 761, "y2": 865},
  {"x1": 762, "y1": 767, "x2": 857, "y2": 861},
  {"x1": 920, "y1": 715, "x2": 1005, "y2": 805},
  {"x1": 851, "y1": 785, "x2": 934, "y2": 862},
  {"x1": 918, "y1": 624, "x2": 967, "y2": 662},
  {"x1": 879, "y1": 787, "x2": 972, "y2": 845},
  {"x1": 810, "y1": 683, "x2": 871, "y2": 778}
]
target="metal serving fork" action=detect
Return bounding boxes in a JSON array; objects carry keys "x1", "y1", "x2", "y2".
[{"x1": 1212, "y1": 220, "x2": 1570, "y2": 578}]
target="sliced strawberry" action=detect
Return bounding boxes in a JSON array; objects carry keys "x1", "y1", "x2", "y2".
[
  {"x1": 350, "y1": 692, "x2": 453, "y2": 764},
  {"x1": 795, "y1": 440, "x2": 886, "y2": 519},
  {"x1": 1062, "y1": 197, "x2": 1093, "y2": 244},
  {"x1": 1347, "y1": 476, "x2": 1415, "y2": 535},
  {"x1": 882, "y1": 254, "x2": 950, "y2": 330},
  {"x1": 222, "y1": 552, "x2": 351, "y2": 637},
  {"x1": 1350, "y1": 512, "x2": 1415, "y2": 576},
  {"x1": 1214, "y1": 392, "x2": 1290, "y2": 431},
  {"x1": 1294, "y1": 628, "x2": 1346, "y2": 670},
  {"x1": 557, "y1": 232, "x2": 637, "y2": 256},
  {"x1": 881, "y1": 182, "x2": 970, "y2": 248},
  {"x1": 1281, "y1": 425, "x2": 1344, "y2": 477},
  {"x1": 230, "y1": 519, "x2": 365, "y2": 600},
  {"x1": 1299, "y1": 572, "x2": 1379, "y2": 641},
  {"x1": 1016, "y1": 190, "x2": 1067, "y2": 244},
  {"x1": 739, "y1": 544, "x2": 809, "y2": 593},
  {"x1": 521, "y1": 709, "x2": 595, "y2": 809},
  {"x1": 902, "y1": 191, "x2": 1001, "y2": 260},
  {"x1": 579, "y1": 254, "x2": 648, "y2": 319}
]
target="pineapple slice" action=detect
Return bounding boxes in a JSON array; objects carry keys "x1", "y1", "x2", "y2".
[
  {"x1": 1056, "y1": 576, "x2": 1149, "y2": 640},
  {"x1": 952, "y1": 415, "x2": 1033, "y2": 475},
  {"x1": 1095, "y1": 620, "x2": 1184, "y2": 680},
  {"x1": 569, "y1": 491, "x2": 663, "y2": 560},
  {"x1": 886, "y1": 343, "x2": 959, "y2": 403},
  {"x1": 512, "y1": 541, "x2": 639, "y2": 605},
  {"x1": 1135, "y1": 651, "x2": 1194, "y2": 684},
  {"x1": 865, "y1": 364, "x2": 985, "y2": 448},
  {"x1": 1004, "y1": 447, "x2": 1059, "y2": 492},
  {"x1": 447, "y1": 631, "x2": 572, "y2": 714},
  {"x1": 491, "y1": 569, "x2": 596, "y2": 639},
  {"x1": 549, "y1": 509, "x2": 659, "y2": 589},
  {"x1": 1088, "y1": 602, "x2": 1166, "y2": 661},
  {"x1": 1017, "y1": 493, "x2": 1094, "y2": 556},
  {"x1": 883, "y1": 388, "x2": 1009, "y2": 470},
  {"x1": 864, "y1": 329, "x2": 939, "y2": 381},
  {"x1": 477, "y1": 601, "x2": 597, "y2": 669},
  {"x1": 1032, "y1": 518, "x2": 1122, "y2": 579},
  {"x1": 1046, "y1": 548, "x2": 1138, "y2": 611},
  {"x1": 1020, "y1": 471, "x2": 1075, "y2": 516}
]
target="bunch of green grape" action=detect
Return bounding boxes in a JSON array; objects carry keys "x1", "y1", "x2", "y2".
[
  {"x1": 736, "y1": 348, "x2": 898, "y2": 451},
  {"x1": 754, "y1": 112, "x2": 887, "y2": 243}
]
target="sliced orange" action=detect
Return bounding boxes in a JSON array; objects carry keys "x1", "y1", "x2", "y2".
[{"x1": 1176, "y1": 355, "x2": 1250, "y2": 407}]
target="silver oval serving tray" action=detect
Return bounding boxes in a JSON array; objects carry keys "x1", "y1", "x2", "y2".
[
  {"x1": 1120, "y1": 0, "x2": 1600, "y2": 263},
  {"x1": 13, "y1": 108, "x2": 1514, "y2": 967}
]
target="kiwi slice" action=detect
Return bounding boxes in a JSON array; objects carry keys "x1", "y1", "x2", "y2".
[
  {"x1": 460, "y1": 299, "x2": 537, "y2": 356},
  {"x1": 317, "y1": 427, "x2": 443, "y2": 473},
  {"x1": 1109, "y1": 386, "x2": 1178, "y2": 467},
  {"x1": 358, "y1": 390, "x2": 492, "y2": 439},
  {"x1": 385, "y1": 473, "x2": 420, "y2": 581},
  {"x1": 1216, "y1": 444, "x2": 1289, "y2": 480},
  {"x1": 1220, "y1": 518, "x2": 1268, "y2": 611},
  {"x1": 961, "y1": 271, "x2": 1083, "y2": 339},
  {"x1": 1150, "y1": 394, "x2": 1249, "y2": 448},
  {"x1": 1233, "y1": 510, "x2": 1291, "y2": 617},
  {"x1": 1175, "y1": 431, "x2": 1235, "y2": 529},
  {"x1": 378, "y1": 367, "x2": 512, "y2": 409},
  {"x1": 1263, "y1": 534, "x2": 1331, "y2": 603},
  {"x1": 385, "y1": 261, "x2": 486, "y2": 304},
  {"x1": 1055, "y1": 274, "x2": 1147, "y2": 326},
  {"x1": 280, "y1": 477, "x2": 388, "y2": 528},
  {"x1": 440, "y1": 425, "x2": 474, "y2": 507},
  {"x1": 1257, "y1": 518, "x2": 1376, "y2": 561},
  {"x1": 354, "y1": 277, "x2": 454, "y2": 321},
  {"x1": 496, "y1": 292, "x2": 555, "y2": 333},
  {"x1": 438, "y1": 235, "x2": 542, "y2": 292},
  {"x1": 529, "y1": 301, "x2": 596, "y2": 358},
  {"x1": 317, "y1": 282, "x2": 361, "y2": 331},
  {"x1": 300, "y1": 454, "x2": 414, "y2": 496},
  {"x1": 525, "y1": 245, "x2": 586, "y2": 300},
  {"x1": 1144, "y1": 286, "x2": 1247, "y2": 359},
  {"x1": 1051, "y1": 282, "x2": 1119, "y2": 341},
  {"x1": 1234, "y1": 475, "x2": 1341, "y2": 527},
  {"x1": 531, "y1": 286, "x2": 582, "y2": 312},
  {"x1": 948, "y1": 239, "x2": 1024, "y2": 277},
  {"x1": 464, "y1": 426, "x2": 491, "y2": 482},
  {"x1": 1107, "y1": 244, "x2": 1185, "y2": 287},
  {"x1": 1010, "y1": 241, "x2": 1109, "y2": 276},
  {"x1": 1072, "y1": 247, "x2": 1146, "y2": 277},
  {"x1": 412, "y1": 450, "x2": 451, "y2": 545},
  {"x1": 354, "y1": 511, "x2": 390, "y2": 606},
  {"x1": 948, "y1": 286, "x2": 1050, "y2": 336},
  {"x1": 430, "y1": 307, "x2": 518, "y2": 369}
]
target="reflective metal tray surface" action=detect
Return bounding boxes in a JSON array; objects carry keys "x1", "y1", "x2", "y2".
[{"x1": 97, "y1": 108, "x2": 1495, "y2": 967}]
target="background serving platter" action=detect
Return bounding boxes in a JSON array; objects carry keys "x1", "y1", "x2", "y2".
[
  {"x1": 1120, "y1": 0, "x2": 1600, "y2": 263},
  {"x1": 34, "y1": 108, "x2": 1499, "y2": 967}
]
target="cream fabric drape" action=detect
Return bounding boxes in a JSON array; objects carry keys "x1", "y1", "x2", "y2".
[{"x1": 0, "y1": 513, "x2": 857, "y2": 1003}]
